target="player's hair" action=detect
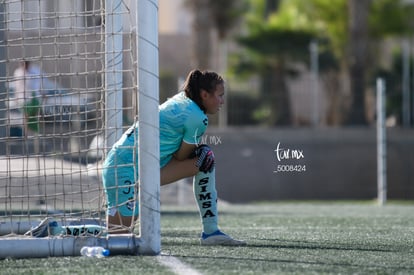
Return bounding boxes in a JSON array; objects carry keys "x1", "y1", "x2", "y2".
[{"x1": 183, "y1": 69, "x2": 224, "y2": 112}]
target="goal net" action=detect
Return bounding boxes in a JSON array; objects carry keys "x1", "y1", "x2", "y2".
[{"x1": 0, "y1": 0, "x2": 160, "y2": 257}]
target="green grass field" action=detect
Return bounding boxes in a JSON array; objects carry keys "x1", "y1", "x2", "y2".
[{"x1": 2, "y1": 201, "x2": 414, "y2": 274}]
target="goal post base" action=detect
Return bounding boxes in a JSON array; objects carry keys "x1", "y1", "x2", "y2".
[{"x1": 0, "y1": 234, "x2": 159, "y2": 259}]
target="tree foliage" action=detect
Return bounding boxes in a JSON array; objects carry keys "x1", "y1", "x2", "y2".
[
  {"x1": 232, "y1": 0, "x2": 319, "y2": 125},
  {"x1": 369, "y1": 0, "x2": 414, "y2": 37},
  {"x1": 232, "y1": 0, "x2": 414, "y2": 125},
  {"x1": 208, "y1": 0, "x2": 247, "y2": 40},
  {"x1": 184, "y1": 0, "x2": 246, "y2": 69}
]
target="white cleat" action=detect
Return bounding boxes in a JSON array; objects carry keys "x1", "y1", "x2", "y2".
[{"x1": 200, "y1": 230, "x2": 247, "y2": 246}]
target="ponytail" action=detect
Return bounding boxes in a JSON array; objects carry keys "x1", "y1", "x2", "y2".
[{"x1": 182, "y1": 69, "x2": 224, "y2": 112}]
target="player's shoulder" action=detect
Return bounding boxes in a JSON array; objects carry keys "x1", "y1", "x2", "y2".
[
  {"x1": 163, "y1": 92, "x2": 207, "y2": 127},
  {"x1": 183, "y1": 98, "x2": 208, "y2": 128},
  {"x1": 162, "y1": 92, "x2": 205, "y2": 115},
  {"x1": 183, "y1": 94, "x2": 207, "y2": 122},
  {"x1": 172, "y1": 91, "x2": 193, "y2": 106}
]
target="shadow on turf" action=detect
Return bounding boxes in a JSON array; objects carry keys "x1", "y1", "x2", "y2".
[
  {"x1": 162, "y1": 235, "x2": 396, "y2": 253},
  {"x1": 249, "y1": 237, "x2": 395, "y2": 253},
  {"x1": 168, "y1": 238, "x2": 408, "y2": 271},
  {"x1": 160, "y1": 235, "x2": 413, "y2": 271}
]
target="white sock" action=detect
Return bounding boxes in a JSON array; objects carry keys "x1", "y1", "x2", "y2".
[{"x1": 193, "y1": 169, "x2": 219, "y2": 234}]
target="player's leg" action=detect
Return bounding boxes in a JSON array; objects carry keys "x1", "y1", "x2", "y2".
[
  {"x1": 107, "y1": 209, "x2": 137, "y2": 234},
  {"x1": 193, "y1": 168, "x2": 246, "y2": 246},
  {"x1": 160, "y1": 157, "x2": 199, "y2": 185},
  {"x1": 161, "y1": 157, "x2": 219, "y2": 233},
  {"x1": 193, "y1": 169, "x2": 218, "y2": 234},
  {"x1": 103, "y1": 137, "x2": 196, "y2": 232},
  {"x1": 162, "y1": 147, "x2": 246, "y2": 245},
  {"x1": 102, "y1": 163, "x2": 139, "y2": 234}
]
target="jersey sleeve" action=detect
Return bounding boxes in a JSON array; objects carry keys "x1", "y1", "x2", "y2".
[{"x1": 182, "y1": 112, "x2": 208, "y2": 145}]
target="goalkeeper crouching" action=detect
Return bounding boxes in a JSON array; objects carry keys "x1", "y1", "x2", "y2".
[{"x1": 102, "y1": 69, "x2": 246, "y2": 246}]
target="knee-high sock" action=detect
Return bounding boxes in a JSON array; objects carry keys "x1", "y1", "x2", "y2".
[{"x1": 193, "y1": 169, "x2": 219, "y2": 234}]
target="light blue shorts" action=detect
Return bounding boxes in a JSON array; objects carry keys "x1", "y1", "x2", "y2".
[{"x1": 102, "y1": 131, "x2": 139, "y2": 217}]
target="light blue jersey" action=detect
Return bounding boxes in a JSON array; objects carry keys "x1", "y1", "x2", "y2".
[
  {"x1": 102, "y1": 91, "x2": 207, "y2": 216},
  {"x1": 159, "y1": 91, "x2": 208, "y2": 167}
]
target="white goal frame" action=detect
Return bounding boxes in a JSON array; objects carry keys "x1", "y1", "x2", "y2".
[{"x1": 0, "y1": 0, "x2": 160, "y2": 258}]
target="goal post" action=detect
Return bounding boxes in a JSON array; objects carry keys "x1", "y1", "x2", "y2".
[
  {"x1": 105, "y1": 0, "x2": 124, "y2": 151},
  {"x1": 376, "y1": 78, "x2": 387, "y2": 206},
  {"x1": 0, "y1": 0, "x2": 160, "y2": 258},
  {"x1": 136, "y1": 0, "x2": 161, "y2": 255}
]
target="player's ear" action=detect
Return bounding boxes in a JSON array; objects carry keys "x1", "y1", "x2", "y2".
[{"x1": 200, "y1": 89, "x2": 210, "y2": 100}]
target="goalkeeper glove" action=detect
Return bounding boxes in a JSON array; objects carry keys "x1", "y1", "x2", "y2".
[{"x1": 192, "y1": 144, "x2": 215, "y2": 173}]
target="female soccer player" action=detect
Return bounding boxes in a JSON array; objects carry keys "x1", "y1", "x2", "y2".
[{"x1": 102, "y1": 69, "x2": 246, "y2": 246}]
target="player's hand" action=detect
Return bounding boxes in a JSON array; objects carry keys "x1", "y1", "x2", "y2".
[{"x1": 193, "y1": 144, "x2": 215, "y2": 173}]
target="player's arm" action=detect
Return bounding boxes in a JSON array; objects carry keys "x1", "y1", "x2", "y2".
[
  {"x1": 173, "y1": 141, "x2": 197, "y2": 161},
  {"x1": 173, "y1": 142, "x2": 215, "y2": 173},
  {"x1": 161, "y1": 142, "x2": 198, "y2": 185},
  {"x1": 174, "y1": 111, "x2": 206, "y2": 161}
]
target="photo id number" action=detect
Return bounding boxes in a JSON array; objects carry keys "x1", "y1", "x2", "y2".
[{"x1": 273, "y1": 164, "x2": 306, "y2": 173}]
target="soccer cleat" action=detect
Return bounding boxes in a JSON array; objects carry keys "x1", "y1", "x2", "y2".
[{"x1": 200, "y1": 230, "x2": 247, "y2": 246}]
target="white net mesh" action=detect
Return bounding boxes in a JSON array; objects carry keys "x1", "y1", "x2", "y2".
[{"x1": 0, "y1": 0, "x2": 139, "y2": 237}]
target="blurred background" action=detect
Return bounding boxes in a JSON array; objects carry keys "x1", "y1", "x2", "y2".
[
  {"x1": 159, "y1": 0, "x2": 414, "y2": 128},
  {"x1": 1, "y1": 0, "x2": 413, "y2": 204},
  {"x1": 157, "y1": 0, "x2": 414, "y2": 202}
]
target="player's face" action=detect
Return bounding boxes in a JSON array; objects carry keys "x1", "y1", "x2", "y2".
[{"x1": 201, "y1": 83, "x2": 225, "y2": 115}]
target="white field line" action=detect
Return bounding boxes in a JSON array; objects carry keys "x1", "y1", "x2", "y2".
[{"x1": 157, "y1": 254, "x2": 203, "y2": 275}]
